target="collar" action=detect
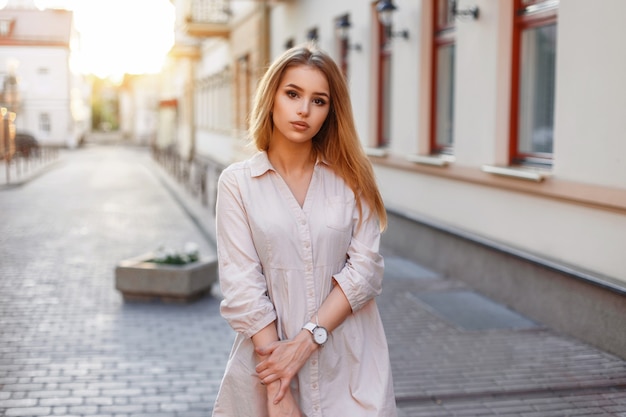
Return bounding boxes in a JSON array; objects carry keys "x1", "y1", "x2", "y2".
[{"x1": 248, "y1": 151, "x2": 329, "y2": 178}]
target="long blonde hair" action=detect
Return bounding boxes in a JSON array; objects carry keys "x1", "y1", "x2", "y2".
[{"x1": 249, "y1": 44, "x2": 387, "y2": 231}]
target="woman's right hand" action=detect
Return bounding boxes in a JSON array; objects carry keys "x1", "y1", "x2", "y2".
[{"x1": 266, "y1": 380, "x2": 302, "y2": 417}]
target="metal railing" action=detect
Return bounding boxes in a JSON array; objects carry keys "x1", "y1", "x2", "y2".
[
  {"x1": 188, "y1": 0, "x2": 231, "y2": 24},
  {"x1": 152, "y1": 146, "x2": 225, "y2": 215},
  {"x1": 0, "y1": 106, "x2": 60, "y2": 186},
  {"x1": 0, "y1": 146, "x2": 59, "y2": 186}
]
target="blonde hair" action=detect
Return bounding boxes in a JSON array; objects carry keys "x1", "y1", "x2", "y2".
[{"x1": 249, "y1": 44, "x2": 387, "y2": 231}]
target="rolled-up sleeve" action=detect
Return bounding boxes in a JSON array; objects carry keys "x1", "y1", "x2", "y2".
[
  {"x1": 332, "y1": 202, "x2": 384, "y2": 312},
  {"x1": 216, "y1": 167, "x2": 276, "y2": 338}
]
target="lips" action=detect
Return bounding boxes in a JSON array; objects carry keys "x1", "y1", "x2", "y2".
[{"x1": 290, "y1": 121, "x2": 309, "y2": 131}]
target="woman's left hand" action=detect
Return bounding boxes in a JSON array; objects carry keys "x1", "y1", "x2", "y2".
[{"x1": 255, "y1": 331, "x2": 317, "y2": 404}]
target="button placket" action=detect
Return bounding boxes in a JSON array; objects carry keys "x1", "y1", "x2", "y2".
[{"x1": 298, "y1": 212, "x2": 322, "y2": 416}]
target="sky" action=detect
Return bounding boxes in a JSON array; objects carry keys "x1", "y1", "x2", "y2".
[{"x1": 3, "y1": 0, "x2": 176, "y2": 79}]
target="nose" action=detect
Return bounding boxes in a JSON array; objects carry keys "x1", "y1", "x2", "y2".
[{"x1": 297, "y1": 101, "x2": 310, "y2": 117}]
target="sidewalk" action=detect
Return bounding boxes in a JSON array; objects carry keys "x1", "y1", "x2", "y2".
[{"x1": 1, "y1": 144, "x2": 626, "y2": 417}]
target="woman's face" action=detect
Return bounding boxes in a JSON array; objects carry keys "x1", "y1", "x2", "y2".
[{"x1": 271, "y1": 65, "x2": 330, "y2": 146}]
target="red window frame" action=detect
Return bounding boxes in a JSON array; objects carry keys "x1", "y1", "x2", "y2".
[
  {"x1": 376, "y1": 13, "x2": 391, "y2": 148},
  {"x1": 509, "y1": 0, "x2": 558, "y2": 165},
  {"x1": 430, "y1": 0, "x2": 456, "y2": 155}
]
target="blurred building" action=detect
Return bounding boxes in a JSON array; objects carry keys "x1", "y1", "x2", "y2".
[
  {"x1": 0, "y1": 0, "x2": 90, "y2": 147},
  {"x1": 119, "y1": 74, "x2": 161, "y2": 146},
  {"x1": 160, "y1": 0, "x2": 626, "y2": 357}
]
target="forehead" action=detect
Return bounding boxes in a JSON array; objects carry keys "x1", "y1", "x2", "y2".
[{"x1": 279, "y1": 65, "x2": 329, "y2": 93}]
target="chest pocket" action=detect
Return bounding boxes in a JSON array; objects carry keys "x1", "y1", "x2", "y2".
[{"x1": 324, "y1": 195, "x2": 354, "y2": 232}]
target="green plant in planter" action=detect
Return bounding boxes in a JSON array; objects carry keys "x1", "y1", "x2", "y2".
[{"x1": 151, "y1": 242, "x2": 200, "y2": 265}]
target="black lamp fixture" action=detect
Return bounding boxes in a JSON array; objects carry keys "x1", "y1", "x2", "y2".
[
  {"x1": 336, "y1": 14, "x2": 362, "y2": 52},
  {"x1": 452, "y1": 0, "x2": 479, "y2": 20},
  {"x1": 306, "y1": 27, "x2": 319, "y2": 42},
  {"x1": 376, "y1": 0, "x2": 409, "y2": 40}
]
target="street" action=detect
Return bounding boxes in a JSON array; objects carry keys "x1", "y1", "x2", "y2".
[{"x1": 1, "y1": 145, "x2": 626, "y2": 416}]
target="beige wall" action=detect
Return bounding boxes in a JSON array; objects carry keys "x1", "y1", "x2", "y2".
[{"x1": 553, "y1": 0, "x2": 626, "y2": 188}]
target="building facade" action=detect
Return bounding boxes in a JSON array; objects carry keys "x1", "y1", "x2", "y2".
[
  {"x1": 161, "y1": 0, "x2": 626, "y2": 357},
  {"x1": 0, "y1": 2, "x2": 89, "y2": 147}
]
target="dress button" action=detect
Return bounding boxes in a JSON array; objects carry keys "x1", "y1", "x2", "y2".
[
  {"x1": 300, "y1": 219, "x2": 306, "y2": 225},
  {"x1": 312, "y1": 383, "x2": 318, "y2": 389},
  {"x1": 311, "y1": 360, "x2": 317, "y2": 366}
]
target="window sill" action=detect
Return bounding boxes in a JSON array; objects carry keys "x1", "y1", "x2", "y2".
[
  {"x1": 406, "y1": 154, "x2": 455, "y2": 167},
  {"x1": 368, "y1": 153, "x2": 626, "y2": 214},
  {"x1": 481, "y1": 165, "x2": 551, "y2": 182},
  {"x1": 365, "y1": 147, "x2": 389, "y2": 157}
]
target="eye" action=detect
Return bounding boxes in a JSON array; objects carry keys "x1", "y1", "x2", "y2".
[
  {"x1": 313, "y1": 98, "x2": 327, "y2": 106},
  {"x1": 286, "y1": 90, "x2": 298, "y2": 98}
]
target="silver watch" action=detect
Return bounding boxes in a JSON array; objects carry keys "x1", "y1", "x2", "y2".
[{"x1": 302, "y1": 322, "x2": 328, "y2": 346}]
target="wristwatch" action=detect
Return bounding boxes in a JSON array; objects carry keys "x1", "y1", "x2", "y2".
[{"x1": 302, "y1": 322, "x2": 328, "y2": 346}]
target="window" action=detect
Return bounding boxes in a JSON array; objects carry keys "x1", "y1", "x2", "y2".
[
  {"x1": 431, "y1": 0, "x2": 456, "y2": 154},
  {"x1": 336, "y1": 15, "x2": 350, "y2": 78},
  {"x1": 39, "y1": 113, "x2": 51, "y2": 133},
  {"x1": 511, "y1": 0, "x2": 558, "y2": 166},
  {"x1": 196, "y1": 67, "x2": 231, "y2": 133},
  {"x1": 376, "y1": 9, "x2": 391, "y2": 148},
  {"x1": 0, "y1": 19, "x2": 14, "y2": 37}
]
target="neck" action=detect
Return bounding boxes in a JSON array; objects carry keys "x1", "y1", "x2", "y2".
[{"x1": 267, "y1": 142, "x2": 315, "y2": 175}]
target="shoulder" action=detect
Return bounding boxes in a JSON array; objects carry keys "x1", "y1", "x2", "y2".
[
  {"x1": 222, "y1": 152, "x2": 270, "y2": 176},
  {"x1": 219, "y1": 153, "x2": 261, "y2": 182},
  {"x1": 317, "y1": 162, "x2": 354, "y2": 197}
]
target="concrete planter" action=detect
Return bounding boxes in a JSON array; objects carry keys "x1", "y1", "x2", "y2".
[{"x1": 115, "y1": 252, "x2": 218, "y2": 302}]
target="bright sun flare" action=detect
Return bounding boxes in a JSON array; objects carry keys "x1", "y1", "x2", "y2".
[{"x1": 27, "y1": 0, "x2": 176, "y2": 79}]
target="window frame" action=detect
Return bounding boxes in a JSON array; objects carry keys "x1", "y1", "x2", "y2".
[
  {"x1": 509, "y1": 0, "x2": 558, "y2": 166},
  {"x1": 430, "y1": 0, "x2": 456, "y2": 155},
  {"x1": 376, "y1": 12, "x2": 391, "y2": 148}
]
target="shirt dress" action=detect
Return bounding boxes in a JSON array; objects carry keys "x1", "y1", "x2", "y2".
[{"x1": 211, "y1": 151, "x2": 397, "y2": 417}]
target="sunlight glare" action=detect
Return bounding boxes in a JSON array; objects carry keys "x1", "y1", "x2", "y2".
[{"x1": 48, "y1": 0, "x2": 175, "y2": 79}]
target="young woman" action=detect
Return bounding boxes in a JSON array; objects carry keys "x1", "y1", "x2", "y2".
[{"x1": 212, "y1": 44, "x2": 397, "y2": 417}]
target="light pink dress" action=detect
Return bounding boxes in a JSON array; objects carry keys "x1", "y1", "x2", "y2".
[{"x1": 211, "y1": 151, "x2": 397, "y2": 417}]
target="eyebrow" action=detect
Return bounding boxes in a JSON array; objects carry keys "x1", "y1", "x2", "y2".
[{"x1": 285, "y1": 83, "x2": 330, "y2": 99}]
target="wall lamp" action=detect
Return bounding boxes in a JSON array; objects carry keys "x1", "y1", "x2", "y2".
[
  {"x1": 452, "y1": 0, "x2": 480, "y2": 20},
  {"x1": 376, "y1": 0, "x2": 409, "y2": 40},
  {"x1": 306, "y1": 27, "x2": 319, "y2": 42},
  {"x1": 336, "y1": 14, "x2": 362, "y2": 52}
]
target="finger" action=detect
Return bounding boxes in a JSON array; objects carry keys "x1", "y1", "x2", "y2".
[
  {"x1": 262, "y1": 373, "x2": 279, "y2": 385},
  {"x1": 257, "y1": 368, "x2": 271, "y2": 380},
  {"x1": 273, "y1": 379, "x2": 290, "y2": 404}
]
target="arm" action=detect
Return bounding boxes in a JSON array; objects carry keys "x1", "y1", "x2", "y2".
[
  {"x1": 218, "y1": 169, "x2": 302, "y2": 414},
  {"x1": 216, "y1": 168, "x2": 276, "y2": 337},
  {"x1": 253, "y1": 324, "x2": 302, "y2": 415}
]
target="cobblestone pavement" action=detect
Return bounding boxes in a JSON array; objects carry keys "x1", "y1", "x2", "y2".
[{"x1": 1, "y1": 145, "x2": 626, "y2": 417}]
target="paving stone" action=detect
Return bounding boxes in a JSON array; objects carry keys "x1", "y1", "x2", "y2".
[{"x1": 5, "y1": 406, "x2": 52, "y2": 416}]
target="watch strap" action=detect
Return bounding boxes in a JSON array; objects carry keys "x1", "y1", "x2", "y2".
[{"x1": 302, "y1": 322, "x2": 317, "y2": 333}]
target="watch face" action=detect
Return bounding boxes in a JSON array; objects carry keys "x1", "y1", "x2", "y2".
[{"x1": 313, "y1": 327, "x2": 328, "y2": 345}]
